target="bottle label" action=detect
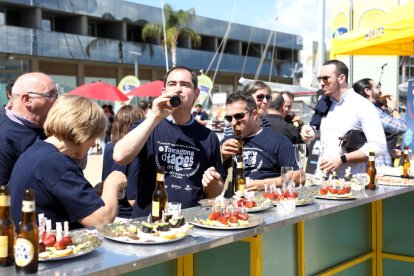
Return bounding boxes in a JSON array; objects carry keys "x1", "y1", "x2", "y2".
[
  {"x1": 0, "y1": 195, "x2": 9, "y2": 207},
  {"x1": 365, "y1": 173, "x2": 371, "y2": 184},
  {"x1": 156, "y1": 173, "x2": 165, "y2": 182},
  {"x1": 237, "y1": 161, "x2": 244, "y2": 168},
  {"x1": 237, "y1": 184, "x2": 245, "y2": 192},
  {"x1": 369, "y1": 156, "x2": 374, "y2": 162},
  {"x1": 152, "y1": 201, "x2": 160, "y2": 217},
  {"x1": 15, "y1": 238, "x2": 34, "y2": 267},
  {"x1": 22, "y1": 200, "x2": 35, "y2": 212},
  {"x1": 0, "y1": 236, "x2": 8, "y2": 258}
]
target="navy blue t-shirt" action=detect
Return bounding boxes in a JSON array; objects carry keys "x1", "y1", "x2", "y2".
[
  {"x1": 131, "y1": 118, "x2": 225, "y2": 218},
  {"x1": 9, "y1": 139, "x2": 104, "y2": 229},
  {"x1": 222, "y1": 128, "x2": 298, "y2": 179},
  {"x1": 0, "y1": 116, "x2": 46, "y2": 185},
  {"x1": 102, "y1": 142, "x2": 138, "y2": 219},
  {"x1": 193, "y1": 111, "x2": 209, "y2": 121}
]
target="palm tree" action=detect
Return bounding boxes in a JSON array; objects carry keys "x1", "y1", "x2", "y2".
[{"x1": 141, "y1": 4, "x2": 201, "y2": 67}]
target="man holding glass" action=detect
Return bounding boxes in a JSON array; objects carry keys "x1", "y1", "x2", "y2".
[
  {"x1": 221, "y1": 91, "x2": 304, "y2": 191},
  {"x1": 301, "y1": 60, "x2": 386, "y2": 177}
]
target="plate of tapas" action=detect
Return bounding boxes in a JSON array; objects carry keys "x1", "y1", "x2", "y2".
[
  {"x1": 233, "y1": 196, "x2": 273, "y2": 213},
  {"x1": 38, "y1": 223, "x2": 102, "y2": 261},
  {"x1": 100, "y1": 217, "x2": 192, "y2": 245},
  {"x1": 191, "y1": 211, "x2": 262, "y2": 230},
  {"x1": 377, "y1": 175, "x2": 414, "y2": 186}
]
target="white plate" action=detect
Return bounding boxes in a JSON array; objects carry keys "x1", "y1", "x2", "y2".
[
  {"x1": 245, "y1": 204, "x2": 273, "y2": 213},
  {"x1": 191, "y1": 215, "x2": 262, "y2": 230},
  {"x1": 315, "y1": 194, "x2": 356, "y2": 200},
  {"x1": 104, "y1": 232, "x2": 189, "y2": 245},
  {"x1": 377, "y1": 176, "x2": 414, "y2": 186},
  {"x1": 101, "y1": 222, "x2": 192, "y2": 245},
  {"x1": 39, "y1": 229, "x2": 102, "y2": 262}
]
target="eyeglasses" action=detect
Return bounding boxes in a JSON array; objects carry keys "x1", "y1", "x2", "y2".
[
  {"x1": 224, "y1": 111, "x2": 250, "y2": 123},
  {"x1": 316, "y1": 76, "x2": 331, "y2": 82},
  {"x1": 27, "y1": 90, "x2": 59, "y2": 99},
  {"x1": 255, "y1": 94, "x2": 271, "y2": 101}
]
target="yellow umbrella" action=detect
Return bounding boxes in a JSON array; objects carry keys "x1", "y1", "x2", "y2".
[{"x1": 332, "y1": 2, "x2": 414, "y2": 57}]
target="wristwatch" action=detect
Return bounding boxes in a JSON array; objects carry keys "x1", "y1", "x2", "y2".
[{"x1": 340, "y1": 154, "x2": 348, "y2": 163}]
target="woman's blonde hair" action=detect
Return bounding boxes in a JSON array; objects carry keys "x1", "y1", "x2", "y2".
[
  {"x1": 44, "y1": 95, "x2": 107, "y2": 144},
  {"x1": 111, "y1": 105, "x2": 145, "y2": 144}
]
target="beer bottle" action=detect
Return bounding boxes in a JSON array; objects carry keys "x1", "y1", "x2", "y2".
[
  {"x1": 152, "y1": 166, "x2": 168, "y2": 222},
  {"x1": 0, "y1": 185, "x2": 14, "y2": 267},
  {"x1": 235, "y1": 154, "x2": 246, "y2": 192},
  {"x1": 400, "y1": 145, "x2": 410, "y2": 179},
  {"x1": 365, "y1": 151, "x2": 377, "y2": 190},
  {"x1": 15, "y1": 189, "x2": 38, "y2": 273},
  {"x1": 235, "y1": 121, "x2": 243, "y2": 155}
]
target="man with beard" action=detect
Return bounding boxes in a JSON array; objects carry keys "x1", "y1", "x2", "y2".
[
  {"x1": 301, "y1": 60, "x2": 386, "y2": 177},
  {"x1": 352, "y1": 78, "x2": 406, "y2": 167}
]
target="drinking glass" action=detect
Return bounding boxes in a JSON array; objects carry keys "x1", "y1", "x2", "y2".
[
  {"x1": 294, "y1": 144, "x2": 307, "y2": 188},
  {"x1": 281, "y1": 166, "x2": 294, "y2": 190}
]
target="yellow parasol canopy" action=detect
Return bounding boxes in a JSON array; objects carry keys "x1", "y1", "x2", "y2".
[{"x1": 332, "y1": 2, "x2": 414, "y2": 57}]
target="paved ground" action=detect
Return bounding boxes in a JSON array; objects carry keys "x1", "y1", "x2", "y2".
[{"x1": 84, "y1": 153, "x2": 103, "y2": 186}]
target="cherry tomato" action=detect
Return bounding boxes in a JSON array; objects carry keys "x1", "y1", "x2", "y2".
[
  {"x1": 244, "y1": 201, "x2": 256, "y2": 208},
  {"x1": 228, "y1": 215, "x2": 239, "y2": 223},
  {"x1": 319, "y1": 188, "x2": 328, "y2": 195},
  {"x1": 53, "y1": 240, "x2": 67, "y2": 250},
  {"x1": 61, "y1": 236, "x2": 73, "y2": 246},
  {"x1": 237, "y1": 213, "x2": 249, "y2": 221},
  {"x1": 208, "y1": 212, "x2": 220, "y2": 221},
  {"x1": 217, "y1": 216, "x2": 229, "y2": 225},
  {"x1": 43, "y1": 234, "x2": 56, "y2": 247}
]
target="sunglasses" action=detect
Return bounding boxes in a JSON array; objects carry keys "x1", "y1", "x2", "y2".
[
  {"x1": 224, "y1": 111, "x2": 250, "y2": 123},
  {"x1": 255, "y1": 94, "x2": 271, "y2": 101},
  {"x1": 316, "y1": 76, "x2": 330, "y2": 82}
]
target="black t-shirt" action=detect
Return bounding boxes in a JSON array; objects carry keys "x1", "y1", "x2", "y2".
[
  {"x1": 131, "y1": 118, "x2": 225, "y2": 218},
  {"x1": 102, "y1": 142, "x2": 139, "y2": 219},
  {"x1": 0, "y1": 116, "x2": 46, "y2": 184},
  {"x1": 9, "y1": 139, "x2": 104, "y2": 229}
]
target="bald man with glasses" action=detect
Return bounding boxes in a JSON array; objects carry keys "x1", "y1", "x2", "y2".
[{"x1": 0, "y1": 72, "x2": 58, "y2": 184}]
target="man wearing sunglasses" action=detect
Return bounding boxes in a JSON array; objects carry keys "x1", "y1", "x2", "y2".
[
  {"x1": 0, "y1": 72, "x2": 57, "y2": 184},
  {"x1": 301, "y1": 60, "x2": 386, "y2": 177},
  {"x1": 114, "y1": 66, "x2": 225, "y2": 218},
  {"x1": 223, "y1": 80, "x2": 272, "y2": 139},
  {"x1": 221, "y1": 91, "x2": 304, "y2": 190}
]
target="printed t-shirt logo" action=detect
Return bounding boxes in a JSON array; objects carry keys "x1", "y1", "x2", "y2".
[{"x1": 156, "y1": 142, "x2": 201, "y2": 179}]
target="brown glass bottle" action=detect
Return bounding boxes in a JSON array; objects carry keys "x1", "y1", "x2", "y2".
[
  {"x1": 152, "y1": 167, "x2": 168, "y2": 222},
  {"x1": 15, "y1": 189, "x2": 38, "y2": 273},
  {"x1": 400, "y1": 145, "x2": 410, "y2": 179},
  {"x1": 0, "y1": 185, "x2": 14, "y2": 267},
  {"x1": 234, "y1": 121, "x2": 243, "y2": 155},
  {"x1": 234, "y1": 155, "x2": 246, "y2": 192},
  {"x1": 365, "y1": 151, "x2": 377, "y2": 190}
]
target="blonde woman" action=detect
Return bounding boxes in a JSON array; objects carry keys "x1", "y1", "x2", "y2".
[
  {"x1": 102, "y1": 105, "x2": 145, "y2": 219},
  {"x1": 9, "y1": 95, "x2": 126, "y2": 229}
]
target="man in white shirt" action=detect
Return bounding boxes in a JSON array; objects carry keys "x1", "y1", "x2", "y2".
[{"x1": 301, "y1": 60, "x2": 386, "y2": 177}]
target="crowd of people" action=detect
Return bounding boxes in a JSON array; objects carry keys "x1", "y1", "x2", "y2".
[{"x1": 0, "y1": 60, "x2": 407, "y2": 226}]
